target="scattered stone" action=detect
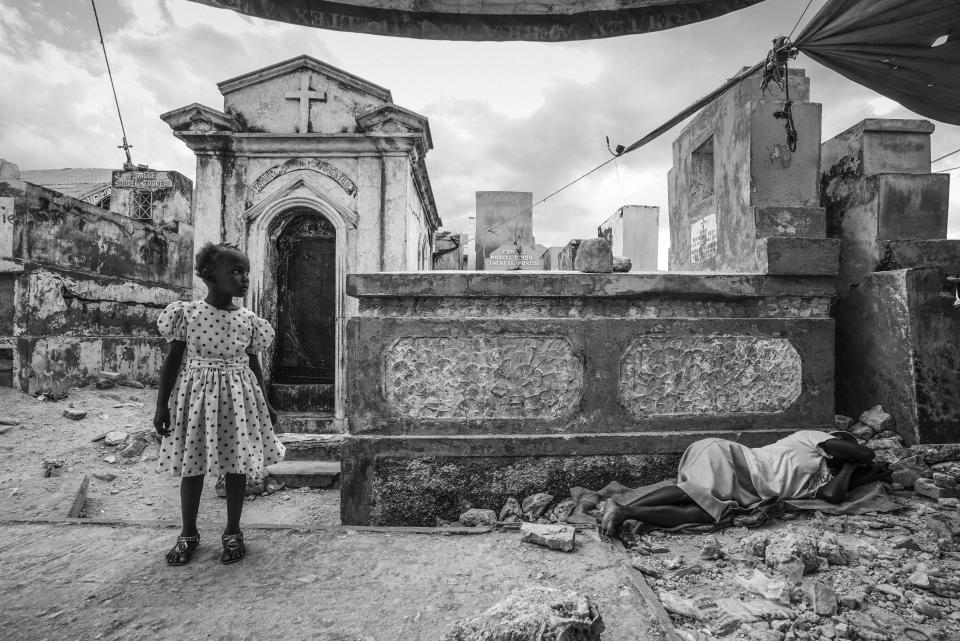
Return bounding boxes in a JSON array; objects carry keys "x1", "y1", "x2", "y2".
[
  {"x1": 440, "y1": 586, "x2": 603, "y2": 641},
  {"x1": 931, "y1": 461, "x2": 960, "y2": 481},
  {"x1": 913, "y1": 598, "x2": 942, "y2": 618},
  {"x1": 459, "y1": 508, "x2": 497, "y2": 528},
  {"x1": 520, "y1": 493, "x2": 553, "y2": 520},
  {"x1": 765, "y1": 531, "x2": 818, "y2": 574},
  {"x1": 802, "y1": 579, "x2": 838, "y2": 616},
  {"x1": 873, "y1": 583, "x2": 903, "y2": 599},
  {"x1": 139, "y1": 445, "x2": 159, "y2": 462},
  {"x1": 701, "y1": 535, "x2": 723, "y2": 560},
  {"x1": 498, "y1": 497, "x2": 522, "y2": 522},
  {"x1": 848, "y1": 423, "x2": 875, "y2": 441},
  {"x1": 611, "y1": 256, "x2": 631, "y2": 272},
  {"x1": 94, "y1": 379, "x2": 115, "y2": 390},
  {"x1": 910, "y1": 443, "x2": 960, "y2": 466},
  {"x1": 741, "y1": 532, "x2": 770, "y2": 557},
  {"x1": 873, "y1": 447, "x2": 910, "y2": 464},
  {"x1": 0, "y1": 417, "x2": 20, "y2": 426},
  {"x1": 834, "y1": 415, "x2": 855, "y2": 431},
  {"x1": 838, "y1": 586, "x2": 867, "y2": 610},
  {"x1": 937, "y1": 497, "x2": 959, "y2": 509},
  {"x1": 119, "y1": 431, "x2": 155, "y2": 458},
  {"x1": 915, "y1": 477, "x2": 960, "y2": 500},
  {"x1": 630, "y1": 557, "x2": 661, "y2": 578},
  {"x1": 867, "y1": 437, "x2": 903, "y2": 451},
  {"x1": 41, "y1": 460, "x2": 64, "y2": 478},
  {"x1": 519, "y1": 522, "x2": 576, "y2": 552},
  {"x1": 735, "y1": 570, "x2": 791, "y2": 604},
  {"x1": 92, "y1": 473, "x2": 116, "y2": 482},
  {"x1": 573, "y1": 238, "x2": 613, "y2": 273},
  {"x1": 548, "y1": 498, "x2": 575, "y2": 523},
  {"x1": 890, "y1": 535, "x2": 920, "y2": 551},
  {"x1": 118, "y1": 380, "x2": 145, "y2": 389},
  {"x1": 875, "y1": 430, "x2": 899, "y2": 439},
  {"x1": 890, "y1": 455, "x2": 932, "y2": 489},
  {"x1": 663, "y1": 555, "x2": 683, "y2": 570},
  {"x1": 859, "y1": 405, "x2": 894, "y2": 432},
  {"x1": 62, "y1": 408, "x2": 87, "y2": 420},
  {"x1": 103, "y1": 430, "x2": 129, "y2": 447},
  {"x1": 932, "y1": 472, "x2": 958, "y2": 489},
  {"x1": 103, "y1": 455, "x2": 116, "y2": 464},
  {"x1": 817, "y1": 533, "x2": 848, "y2": 566}
]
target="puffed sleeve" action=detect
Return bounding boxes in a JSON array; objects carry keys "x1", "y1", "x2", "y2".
[
  {"x1": 246, "y1": 314, "x2": 276, "y2": 354},
  {"x1": 157, "y1": 301, "x2": 189, "y2": 343}
]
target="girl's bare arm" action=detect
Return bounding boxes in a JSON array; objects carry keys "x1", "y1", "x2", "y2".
[
  {"x1": 248, "y1": 353, "x2": 277, "y2": 424},
  {"x1": 153, "y1": 341, "x2": 186, "y2": 435}
]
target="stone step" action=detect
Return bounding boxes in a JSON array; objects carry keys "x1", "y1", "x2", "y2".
[
  {"x1": 278, "y1": 432, "x2": 342, "y2": 462},
  {"x1": 266, "y1": 461, "x2": 341, "y2": 489},
  {"x1": 275, "y1": 411, "x2": 338, "y2": 434},
  {"x1": 269, "y1": 383, "x2": 334, "y2": 412}
]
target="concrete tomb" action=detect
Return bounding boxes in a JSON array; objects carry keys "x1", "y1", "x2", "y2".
[
  {"x1": 0, "y1": 161, "x2": 193, "y2": 392},
  {"x1": 598, "y1": 205, "x2": 659, "y2": 271},
  {"x1": 822, "y1": 119, "x2": 957, "y2": 444},
  {"x1": 162, "y1": 55, "x2": 441, "y2": 430}
]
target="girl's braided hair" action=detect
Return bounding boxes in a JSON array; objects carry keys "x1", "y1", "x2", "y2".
[{"x1": 195, "y1": 241, "x2": 242, "y2": 279}]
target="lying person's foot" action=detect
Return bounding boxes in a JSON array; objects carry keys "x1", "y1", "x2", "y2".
[{"x1": 600, "y1": 499, "x2": 625, "y2": 537}]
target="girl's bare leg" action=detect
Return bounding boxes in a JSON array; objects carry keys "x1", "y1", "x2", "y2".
[
  {"x1": 224, "y1": 473, "x2": 246, "y2": 535},
  {"x1": 180, "y1": 474, "x2": 204, "y2": 537}
]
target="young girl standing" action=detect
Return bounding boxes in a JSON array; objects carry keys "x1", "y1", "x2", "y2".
[{"x1": 153, "y1": 242, "x2": 285, "y2": 565}]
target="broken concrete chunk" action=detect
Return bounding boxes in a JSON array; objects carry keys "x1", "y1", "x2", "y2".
[
  {"x1": 99, "y1": 371, "x2": 122, "y2": 381},
  {"x1": 700, "y1": 535, "x2": 723, "y2": 560},
  {"x1": 802, "y1": 579, "x2": 838, "y2": 616},
  {"x1": 0, "y1": 416, "x2": 21, "y2": 426},
  {"x1": 890, "y1": 534, "x2": 920, "y2": 550},
  {"x1": 932, "y1": 472, "x2": 959, "y2": 489},
  {"x1": 103, "y1": 430, "x2": 129, "y2": 446},
  {"x1": 548, "y1": 498, "x2": 575, "y2": 523},
  {"x1": 119, "y1": 431, "x2": 155, "y2": 458},
  {"x1": 498, "y1": 497, "x2": 521, "y2": 522},
  {"x1": 573, "y1": 238, "x2": 613, "y2": 273},
  {"x1": 913, "y1": 597, "x2": 942, "y2": 618},
  {"x1": 838, "y1": 585, "x2": 867, "y2": 611},
  {"x1": 519, "y1": 522, "x2": 575, "y2": 552},
  {"x1": 612, "y1": 256, "x2": 632, "y2": 272},
  {"x1": 94, "y1": 380, "x2": 115, "y2": 390},
  {"x1": 848, "y1": 423, "x2": 876, "y2": 441},
  {"x1": 520, "y1": 493, "x2": 553, "y2": 520},
  {"x1": 915, "y1": 477, "x2": 960, "y2": 500},
  {"x1": 459, "y1": 508, "x2": 496, "y2": 527},
  {"x1": 118, "y1": 380, "x2": 145, "y2": 389},
  {"x1": 817, "y1": 533, "x2": 849, "y2": 566},
  {"x1": 890, "y1": 455, "x2": 932, "y2": 489},
  {"x1": 764, "y1": 531, "x2": 818, "y2": 574},
  {"x1": 741, "y1": 532, "x2": 770, "y2": 557},
  {"x1": 859, "y1": 405, "x2": 894, "y2": 432},
  {"x1": 440, "y1": 586, "x2": 603, "y2": 641},
  {"x1": 867, "y1": 437, "x2": 903, "y2": 450},
  {"x1": 62, "y1": 408, "x2": 87, "y2": 420},
  {"x1": 734, "y1": 569, "x2": 790, "y2": 604}
]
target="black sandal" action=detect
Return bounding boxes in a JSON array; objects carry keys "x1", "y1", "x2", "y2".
[
  {"x1": 166, "y1": 534, "x2": 199, "y2": 565},
  {"x1": 221, "y1": 532, "x2": 245, "y2": 564}
]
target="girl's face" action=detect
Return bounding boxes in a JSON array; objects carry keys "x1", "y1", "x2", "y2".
[{"x1": 205, "y1": 248, "x2": 250, "y2": 298}]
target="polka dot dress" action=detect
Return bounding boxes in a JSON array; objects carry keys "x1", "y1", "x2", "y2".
[{"x1": 156, "y1": 300, "x2": 286, "y2": 477}]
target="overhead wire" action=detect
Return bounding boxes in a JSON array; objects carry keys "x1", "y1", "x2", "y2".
[
  {"x1": 933, "y1": 147, "x2": 960, "y2": 164},
  {"x1": 91, "y1": 0, "x2": 134, "y2": 167}
]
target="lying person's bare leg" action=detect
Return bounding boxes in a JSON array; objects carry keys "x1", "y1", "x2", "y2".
[{"x1": 600, "y1": 488, "x2": 711, "y2": 537}]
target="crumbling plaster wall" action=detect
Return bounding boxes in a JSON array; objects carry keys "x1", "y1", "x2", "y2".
[{"x1": 0, "y1": 174, "x2": 192, "y2": 393}]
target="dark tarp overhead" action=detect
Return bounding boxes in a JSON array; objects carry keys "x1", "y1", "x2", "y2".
[
  {"x1": 795, "y1": 0, "x2": 960, "y2": 125},
  {"x1": 183, "y1": 0, "x2": 766, "y2": 41}
]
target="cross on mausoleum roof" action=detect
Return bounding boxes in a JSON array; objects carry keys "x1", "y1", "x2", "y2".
[{"x1": 285, "y1": 72, "x2": 327, "y2": 133}]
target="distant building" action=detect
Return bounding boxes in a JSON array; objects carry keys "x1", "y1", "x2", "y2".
[{"x1": 598, "y1": 205, "x2": 659, "y2": 271}]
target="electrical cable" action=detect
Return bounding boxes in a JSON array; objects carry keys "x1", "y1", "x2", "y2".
[
  {"x1": 91, "y1": 0, "x2": 133, "y2": 167},
  {"x1": 933, "y1": 147, "x2": 960, "y2": 164}
]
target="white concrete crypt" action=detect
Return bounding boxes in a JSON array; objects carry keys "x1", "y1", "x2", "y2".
[{"x1": 162, "y1": 55, "x2": 441, "y2": 429}]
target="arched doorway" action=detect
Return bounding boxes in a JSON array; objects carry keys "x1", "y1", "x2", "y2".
[{"x1": 273, "y1": 211, "x2": 336, "y2": 386}]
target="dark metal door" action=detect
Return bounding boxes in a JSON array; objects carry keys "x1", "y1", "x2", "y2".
[{"x1": 274, "y1": 213, "x2": 336, "y2": 383}]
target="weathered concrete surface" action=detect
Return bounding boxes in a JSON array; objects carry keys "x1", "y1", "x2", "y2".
[
  {"x1": 877, "y1": 239, "x2": 960, "y2": 273},
  {"x1": 598, "y1": 205, "x2": 659, "y2": 271},
  {"x1": 834, "y1": 268, "x2": 960, "y2": 444},
  {"x1": 0, "y1": 522, "x2": 656, "y2": 641},
  {"x1": 340, "y1": 431, "x2": 800, "y2": 525},
  {"x1": 820, "y1": 119, "x2": 934, "y2": 178},
  {"x1": 756, "y1": 237, "x2": 840, "y2": 276},
  {"x1": 0, "y1": 475, "x2": 88, "y2": 518},
  {"x1": 669, "y1": 68, "x2": 822, "y2": 272},
  {"x1": 754, "y1": 205, "x2": 826, "y2": 238}
]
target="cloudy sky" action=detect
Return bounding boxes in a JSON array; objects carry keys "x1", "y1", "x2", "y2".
[{"x1": 2, "y1": 0, "x2": 958, "y2": 268}]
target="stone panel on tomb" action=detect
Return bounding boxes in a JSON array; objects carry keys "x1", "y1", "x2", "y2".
[
  {"x1": 383, "y1": 335, "x2": 582, "y2": 420},
  {"x1": 618, "y1": 335, "x2": 802, "y2": 417}
]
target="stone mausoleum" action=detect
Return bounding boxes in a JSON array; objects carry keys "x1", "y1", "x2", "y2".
[{"x1": 162, "y1": 55, "x2": 441, "y2": 430}]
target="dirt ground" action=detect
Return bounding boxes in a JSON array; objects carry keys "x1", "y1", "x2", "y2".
[{"x1": 0, "y1": 385, "x2": 339, "y2": 526}]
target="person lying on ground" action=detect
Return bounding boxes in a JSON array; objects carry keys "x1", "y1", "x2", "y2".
[{"x1": 600, "y1": 430, "x2": 891, "y2": 537}]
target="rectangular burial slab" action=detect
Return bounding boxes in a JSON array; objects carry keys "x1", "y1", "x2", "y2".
[
  {"x1": 0, "y1": 474, "x2": 89, "y2": 519},
  {"x1": 344, "y1": 272, "x2": 837, "y2": 525}
]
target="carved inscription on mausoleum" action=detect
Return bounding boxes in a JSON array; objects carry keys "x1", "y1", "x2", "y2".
[
  {"x1": 384, "y1": 336, "x2": 582, "y2": 420},
  {"x1": 619, "y1": 335, "x2": 802, "y2": 417}
]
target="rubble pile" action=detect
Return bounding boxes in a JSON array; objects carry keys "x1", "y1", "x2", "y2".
[{"x1": 625, "y1": 435, "x2": 960, "y2": 641}]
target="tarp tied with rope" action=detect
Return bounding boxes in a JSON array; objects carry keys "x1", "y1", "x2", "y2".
[
  {"x1": 183, "y1": 0, "x2": 766, "y2": 41},
  {"x1": 794, "y1": 0, "x2": 960, "y2": 126}
]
